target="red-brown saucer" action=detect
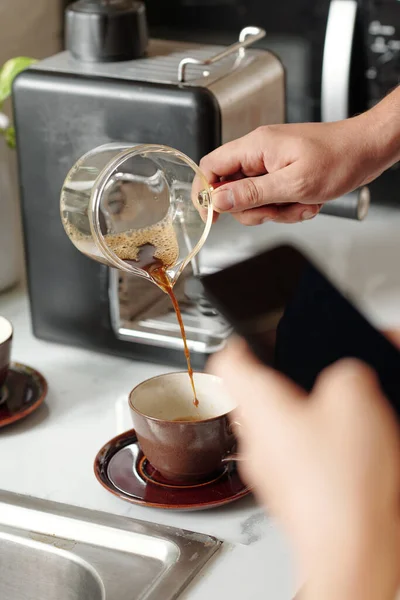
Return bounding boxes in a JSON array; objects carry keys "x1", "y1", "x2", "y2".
[
  {"x1": 0, "y1": 362, "x2": 48, "y2": 428},
  {"x1": 94, "y1": 430, "x2": 251, "y2": 511}
]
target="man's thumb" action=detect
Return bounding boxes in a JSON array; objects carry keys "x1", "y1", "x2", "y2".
[{"x1": 211, "y1": 172, "x2": 290, "y2": 213}]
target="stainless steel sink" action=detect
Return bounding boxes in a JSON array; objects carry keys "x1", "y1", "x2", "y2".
[
  {"x1": 0, "y1": 491, "x2": 221, "y2": 600},
  {"x1": 1, "y1": 532, "x2": 105, "y2": 600}
]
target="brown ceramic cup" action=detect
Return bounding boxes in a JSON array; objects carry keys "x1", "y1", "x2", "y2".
[
  {"x1": 0, "y1": 316, "x2": 13, "y2": 389},
  {"x1": 128, "y1": 372, "x2": 237, "y2": 483}
]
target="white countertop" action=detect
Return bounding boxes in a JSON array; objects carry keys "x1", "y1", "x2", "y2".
[{"x1": 1, "y1": 206, "x2": 400, "y2": 599}]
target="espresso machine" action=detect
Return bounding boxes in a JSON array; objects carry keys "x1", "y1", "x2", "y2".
[{"x1": 13, "y1": 0, "x2": 287, "y2": 367}]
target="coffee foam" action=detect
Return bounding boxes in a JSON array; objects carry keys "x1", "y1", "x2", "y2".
[
  {"x1": 0, "y1": 316, "x2": 12, "y2": 344},
  {"x1": 105, "y1": 218, "x2": 179, "y2": 268},
  {"x1": 61, "y1": 219, "x2": 107, "y2": 262},
  {"x1": 63, "y1": 211, "x2": 179, "y2": 268},
  {"x1": 62, "y1": 219, "x2": 88, "y2": 243}
]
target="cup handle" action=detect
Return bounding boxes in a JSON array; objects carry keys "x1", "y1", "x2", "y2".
[
  {"x1": 228, "y1": 419, "x2": 243, "y2": 436},
  {"x1": 224, "y1": 420, "x2": 245, "y2": 462},
  {"x1": 222, "y1": 448, "x2": 254, "y2": 492},
  {"x1": 222, "y1": 453, "x2": 255, "y2": 495},
  {"x1": 222, "y1": 454, "x2": 245, "y2": 463}
]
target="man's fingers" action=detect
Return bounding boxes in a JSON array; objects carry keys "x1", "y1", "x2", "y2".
[
  {"x1": 209, "y1": 337, "x2": 305, "y2": 416},
  {"x1": 383, "y1": 328, "x2": 400, "y2": 350},
  {"x1": 313, "y1": 359, "x2": 400, "y2": 466},
  {"x1": 199, "y1": 131, "x2": 266, "y2": 181},
  {"x1": 232, "y1": 203, "x2": 322, "y2": 226},
  {"x1": 314, "y1": 359, "x2": 382, "y2": 401},
  {"x1": 198, "y1": 207, "x2": 220, "y2": 224},
  {"x1": 312, "y1": 358, "x2": 393, "y2": 422},
  {"x1": 275, "y1": 203, "x2": 322, "y2": 223},
  {"x1": 211, "y1": 166, "x2": 301, "y2": 213},
  {"x1": 232, "y1": 205, "x2": 281, "y2": 225}
]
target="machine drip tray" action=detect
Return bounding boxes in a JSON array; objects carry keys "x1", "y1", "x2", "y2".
[{"x1": 109, "y1": 269, "x2": 231, "y2": 353}]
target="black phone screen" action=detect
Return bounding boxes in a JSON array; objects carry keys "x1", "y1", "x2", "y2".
[{"x1": 201, "y1": 243, "x2": 400, "y2": 413}]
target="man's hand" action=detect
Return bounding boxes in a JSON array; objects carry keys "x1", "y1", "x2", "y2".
[
  {"x1": 200, "y1": 87, "x2": 400, "y2": 225},
  {"x1": 200, "y1": 117, "x2": 374, "y2": 225},
  {"x1": 210, "y1": 339, "x2": 400, "y2": 600}
]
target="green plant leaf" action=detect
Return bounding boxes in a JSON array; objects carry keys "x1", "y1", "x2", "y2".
[
  {"x1": 5, "y1": 126, "x2": 16, "y2": 149},
  {"x1": 0, "y1": 57, "x2": 37, "y2": 106}
]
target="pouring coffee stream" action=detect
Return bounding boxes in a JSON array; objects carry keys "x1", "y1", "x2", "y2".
[
  {"x1": 121, "y1": 242, "x2": 199, "y2": 408},
  {"x1": 149, "y1": 265, "x2": 199, "y2": 408}
]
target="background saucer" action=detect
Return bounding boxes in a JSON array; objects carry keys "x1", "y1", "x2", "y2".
[{"x1": 0, "y1": 362, "x2": 47, "y2": 428}]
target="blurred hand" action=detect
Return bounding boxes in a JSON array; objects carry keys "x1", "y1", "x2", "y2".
[
  {"x1": 200, "y1": 115, "x2": 380, "y2": 225},
  {"x1": 384, "y1": 328, "x2": 400, "y2": 350},
  {"x1": 210, "y1": 339, "x2": 400, "y2": 600}
]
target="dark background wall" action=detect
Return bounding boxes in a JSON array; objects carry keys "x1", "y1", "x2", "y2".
[{"x1": 144, "y1": 0, "x2": 327, "y2": 36}]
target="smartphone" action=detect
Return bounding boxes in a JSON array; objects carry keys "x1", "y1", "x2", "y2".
[{"x1": 201, "y1": 243, "x2": 400, "y2": 412}]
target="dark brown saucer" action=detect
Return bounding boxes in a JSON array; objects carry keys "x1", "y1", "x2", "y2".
[
  {"x1": 0, "y1": 362, "x2": 48, "y2": 428},
  {"x1": 94, "y1": 430, "x2": 251, "y2": 511}
]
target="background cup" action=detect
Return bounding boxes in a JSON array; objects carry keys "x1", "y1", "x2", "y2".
[
  {"x1": 0, "y1": 316, "x2": 13, "y2": 388},
  {"x1": 129, "y1": 372, "x2": 237, "y2": 483}
]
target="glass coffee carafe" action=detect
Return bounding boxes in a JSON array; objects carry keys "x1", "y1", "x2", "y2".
[{"x1": 60, "y1": 143, "x2": 214, "y2": 286}]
